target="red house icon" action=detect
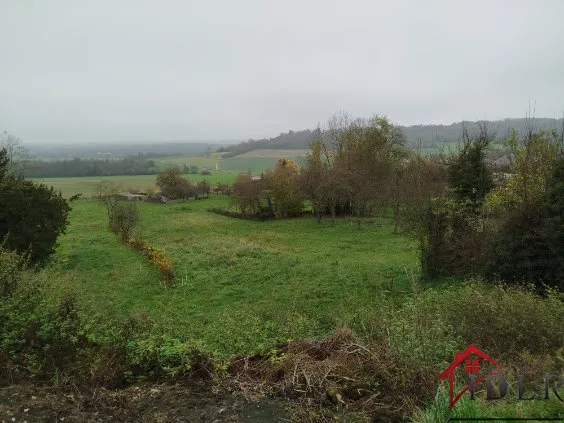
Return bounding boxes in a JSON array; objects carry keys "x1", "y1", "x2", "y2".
[{"x1": 438, "y1": 344, "x2": 502, "y2": 409}]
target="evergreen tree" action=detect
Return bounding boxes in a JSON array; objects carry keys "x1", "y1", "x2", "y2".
[
  {"x1": 447, "y1": 128, "x2": 493, "y2": 206},
  {"x1": 0, "y1": 148, "x2": 70, "y2": 263}
]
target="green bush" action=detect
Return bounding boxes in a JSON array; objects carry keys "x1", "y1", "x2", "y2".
[
  {"x1": 110, "y1": 201, "x2": 140, "y2": 241},
  {"x1": 0, "y1": 248, "x2": 88, "y2": 382},
  {"x1": 0, "y1": 248, "x2": 213, "y2": 385},
  {"x1": 0, "y1": 177, "x2": 70, "y2": 264},
  {"x1": 0, "y1": 245, "x2": 29, "y2": 297},
  {"x1": 389, "y1": 281, "x2": 563, "y2": 363},
  {"x1": 419, "y1": 198, "x2": 489, "y2": 280},
  {"x1": 485, "y1": 157, "x2": 564, "y2": 290}
]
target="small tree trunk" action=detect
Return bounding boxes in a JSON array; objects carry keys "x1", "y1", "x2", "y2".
[{"x1": 393, "y1": 202, "x2": 400, "y2": 234}]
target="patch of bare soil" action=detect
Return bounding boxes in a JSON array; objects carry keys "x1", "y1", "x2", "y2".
[{"x1": 0, "y1": 382, "x2": 289, "y2": 423}]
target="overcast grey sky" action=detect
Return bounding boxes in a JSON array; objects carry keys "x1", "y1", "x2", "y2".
[{"x1": 1, "y1": 0, "x2": 564, "y2": 144}]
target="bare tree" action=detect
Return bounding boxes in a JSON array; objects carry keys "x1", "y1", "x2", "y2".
[
  {"x1": 96, "y1": 181, "x2": 120, "y2": 227},
  {"x1": 0, "y1": 131, "x2": 30, "y2": 176}
]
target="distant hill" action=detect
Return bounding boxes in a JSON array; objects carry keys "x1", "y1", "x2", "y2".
[{"x1": 221, "y1": 118, "x2": 564, "y2": 157}]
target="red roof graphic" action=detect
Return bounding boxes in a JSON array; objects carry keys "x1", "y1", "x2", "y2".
[{"x1": 438, "y1": 344, "x2": 502, "y2": 410}]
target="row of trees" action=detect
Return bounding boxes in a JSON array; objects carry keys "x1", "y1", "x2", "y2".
[
  {"x1": 230, "y1": 115, "x2": 417, "y2": 223},
  {"x1": 23, "y1": 157, "x2": 158, "y2": 178},
  {"x1": 156, "y1": 168, "x2": 211, "y2": 200},
  {"x1": 231, "y1": 159, "x2": 302, "y2": 219}
]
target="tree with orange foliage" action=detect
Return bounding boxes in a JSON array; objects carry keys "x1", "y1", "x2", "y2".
[{"x1": 264, "y1": 158, "x2": 304, "y2": 218}]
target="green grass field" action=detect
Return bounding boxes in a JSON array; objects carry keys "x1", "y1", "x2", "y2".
[
  {"x1": 413, "y1": 140, "x2": 506, "y2": 156},
  {"x1": 32, "y1": 150, "x2": 310, "y2": 197},
  {"x1": 52, "y1": 196, "x2": 418, "y2": 356},
  {"x1": 153, "y1": 155, "x2": 219, "y2": 170},
  {"x1": 32, "y1": 172, "x2": 236, "y2": 197},
  {"x1": 154, "y1": 151, "x2": 307, "y2": 175},
  {"x1": 24, "y1": 190, "x2": 563, "y2": 420},
  {"x1": 221, "y1": 156, "x2": 305, "y2": 173}
]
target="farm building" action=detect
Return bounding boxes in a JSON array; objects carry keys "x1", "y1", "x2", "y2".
[{"x1": 118, "y1": 193, "x2": 145, "y2": 201}]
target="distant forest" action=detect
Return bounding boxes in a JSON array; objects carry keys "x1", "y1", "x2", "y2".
[
  {"x1": 220, "y1": 118, "x2": 564, "y2": 157},
  {"x1": 23, "y1": 157, "x2": 159, "y2": 178},
  {"x1": 27, "y1": 142, "x2": 226, "y2": 160}
]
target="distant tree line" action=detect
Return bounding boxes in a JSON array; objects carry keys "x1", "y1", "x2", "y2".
[
  {"x1": 22, "y1": 157, "x2": 159, "y2": 177},
  {"x1": 22, "y1": 157, "x2": 210, "y2": 178},
  {"x1": 28, "y1": 142, "x2": 223, "y2": 159},
  {"x1": 220, "y1": 129, "x2": 320, "y2": 158},
  {"x1": 219, "y1": 118, "x2": 564, "y2": 156}
]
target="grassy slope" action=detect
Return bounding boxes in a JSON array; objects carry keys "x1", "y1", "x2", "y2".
[
  {"x1": 235, "y1": 149, "x2": 310, "y2": 157},
  {"x1": 154, "y1": 152, "x2": 307, "y2": 174},
  {"x1": 221, "y1": 156, "x2": 305, "y2": 174},
  {"x1": 49, "y1": 197, "x2": 562, "y2": 419},
  {"x1": 153, "y1": 155, "x2": 218, "y2": 170},
  {"x1": 53, "y1": 197, "x2": 418, "y2": 355}
]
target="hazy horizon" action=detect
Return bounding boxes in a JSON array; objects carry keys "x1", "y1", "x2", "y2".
[
  {"x1": 2, "y1": 1, "x2": 564, "y2": 145},
  {"x1": 19, "y1": 115, "x2": 564, "y2": 148}
]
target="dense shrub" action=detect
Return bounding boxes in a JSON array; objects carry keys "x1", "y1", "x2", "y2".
[
  {"x1": 0, "y1": 248, "x2": 204, "y2": 385},
  {"x1": 110, "y1": 201, "x2": 140, "y2": 240},
  {"x1": 0, "y1": 248, "x2": 88, "y2": 382},
  {"x1": 0, "y1": 172, "x2": 70, "y2": 264},
  {"x1": 384, "y1": 281, "x2": 564, "y2": 363},
  {"x1": 542, "y1": 157, "x2": 564, "y2": 285},
  {"x1": 485, "y1": 157, "x2": 564, "y2": 290},
  {"x1": 446, "y1": 127, "x2": 494, "y2": 206},
  {"x1": 419, "y1": 198, "x2": 490, "y2": 279},
  {"x1": 0, "y1": 245, "x2": 29, "y2": 297}
]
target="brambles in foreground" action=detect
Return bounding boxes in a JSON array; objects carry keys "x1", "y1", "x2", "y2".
[{"x1": 0, "y1": 245, "x2": 29, "y2": 297}]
